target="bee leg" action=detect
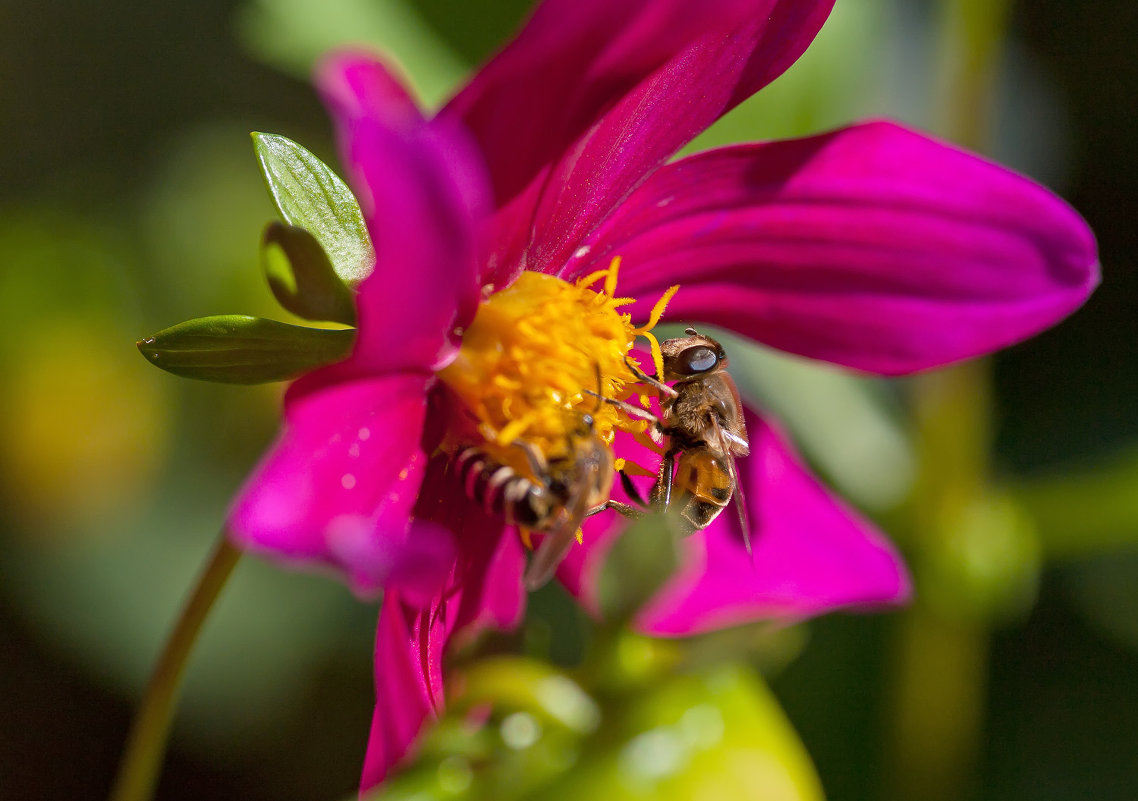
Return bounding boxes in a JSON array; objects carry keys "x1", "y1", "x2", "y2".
[
  {"x1": 624, "y1": 356, "x2": 678, "y2": 398},
  {"x1": 510, "y1": 438, "x2": 550, "y2": 486},
  {"x1": 649, "y1": 450, "x2": 676, "y2": 509},
  {"x1": 585, "y1": 470, "x2": 649, "y2": 520},
  {"x1": 584, "y1": 500, "x2": 644, "y2": 519}
]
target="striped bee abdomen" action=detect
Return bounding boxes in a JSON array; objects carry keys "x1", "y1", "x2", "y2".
[{"x1": 454, "y1": 447, "x2": 550, "y2": 528}]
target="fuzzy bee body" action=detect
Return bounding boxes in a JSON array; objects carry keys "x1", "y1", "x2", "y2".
[
  {"x1": 669, "y1": 446, "x2": 736, "y2": 531},
  {"x1": 452, "y1": 412, "x2": 614, "y2": 590},
  {"x1": 592, "y1": 330, "x2": 751, "y2": 547},
  {"x1": 650, "y1": 347, "x2": 750, "y2": 539},
  {"x1": 454, "y1": 446, "x2": 553, "y2": 528}
]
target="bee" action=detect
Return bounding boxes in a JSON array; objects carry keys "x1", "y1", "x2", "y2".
[
  {"x1": 595, "y1": 329, "x2": 752, "y2": 550},
  {"x1": 453, "y1": 410, "x2": 614, "y2": 590}
]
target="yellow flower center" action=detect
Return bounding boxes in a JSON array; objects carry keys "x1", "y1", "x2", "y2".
[{"x1": 438, "y1": 258, "x2": 676, "y2": 479}]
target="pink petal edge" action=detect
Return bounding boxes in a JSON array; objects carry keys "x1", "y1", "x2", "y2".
[
  {"x1": 558, "y1": 413, "x2": 910, "y2": 635},
  {"x1": 361, "y1": 477, "x2": 527, "y2": 791},
  {"x1": 361, "y1": 591, "x2": 448, "y2": 789},
  {"x1": 317, "y1": 52, "x2": 487, "y2": 374},
  {"x1": 227, "y1": 373, "x2": 454, "y2": 599},
  {"x1": 443, "y1": 0, "x2": 835, "y2": 288},
  {"x1": 572, "y1": 120, "x2": 1098, "y2": 375}
]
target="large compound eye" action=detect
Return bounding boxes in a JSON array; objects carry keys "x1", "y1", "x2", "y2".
[{"x1": 677, "y1": 346, "x2": 718, "y2": 375}]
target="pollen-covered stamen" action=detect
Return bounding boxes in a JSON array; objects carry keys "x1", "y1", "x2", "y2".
[{"x1": 438, "y1": 258, "x2": 677, "y2": 481}]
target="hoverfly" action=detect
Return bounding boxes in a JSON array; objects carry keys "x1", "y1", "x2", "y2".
[
  {"x1": 453, "y1": 409, "x2": 614, "y2": 590},
  {"x1": 594, "y1": 328, "x2": 752, "y2": 550}
]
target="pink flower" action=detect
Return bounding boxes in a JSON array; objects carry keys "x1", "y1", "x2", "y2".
[{"x1": 227, "y1": 0, "x2": 1098, "y2": 789}]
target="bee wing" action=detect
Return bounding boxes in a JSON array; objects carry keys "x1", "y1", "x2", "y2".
[
  {"x1": 523, "y1": 460, "x2": 595, "y2": 591},
  {"x1": 524, "y1": 497, "x2": 590, "y2": 591},
  {"x1": 710, "y1": 413, "x2": 752, "y2": 556},
  {"x1": 523, "y1": 516, "x2": 579, "y2": 590},
  {"x1": 719, "y1": 372, "x2": 750, "y2": 456}
]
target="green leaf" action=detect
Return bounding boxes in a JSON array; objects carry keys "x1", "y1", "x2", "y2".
[
  {"x1": 261, "y1": 222, "x2": 357, "y2": 325},
  {"x1": 251, "y1": 132, "x2": 375, "y2": 286},
  {"x1": 137, "y1": 315, "x2": 354, "y2": 384},
  {"x1": 597, "y1": 510, "x2": 682, "y2": 624}
]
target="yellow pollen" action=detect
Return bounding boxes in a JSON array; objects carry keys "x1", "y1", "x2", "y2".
[
  {"x1": 575, "y1": 266, "x2": 612, "y2": 291},
  {"x1": 640, "y1": 330, "x2": 666, "y2": 387},
  {"x1": 637, "y1": 283, "x2": 680, "y2": 332},
  {"x1": 438, "y1": 258, "x2": 674, "y2": 480},
  {"x1": 633, "y1": 283, "x2": 679, "y2": 382},
  {"x1": 603, "y1": 256, "x2": 621, "y2": 298}
]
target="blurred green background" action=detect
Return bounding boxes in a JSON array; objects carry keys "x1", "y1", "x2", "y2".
[{"x1": 1, "y1": 1, "x2": 1135, "y2": 799}]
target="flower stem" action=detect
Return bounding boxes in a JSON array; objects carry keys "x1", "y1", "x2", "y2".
[
  {"x1": 888, "y1": 362, "x2": 995, "y2": 801},
  {"x1": 884, "y1": 0, "x2": 1012, "y2": 799},
  {"x1": 109, "y1": 535, "x2": 241, "y2": 801}
]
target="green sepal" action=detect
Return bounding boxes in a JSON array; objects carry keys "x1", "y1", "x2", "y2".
[
  {"x1": 597, "y1": 509, "x2": 682, "y2": 624},
  {"x1": 251, "y1": 132, "x2": 375, "y2": 286},
  {"x1": 136, "y1": 315, "x2": 354, "y2": 384},
  {"x1": 261, "y1": 222, "x2": 357, "y2": 325}
]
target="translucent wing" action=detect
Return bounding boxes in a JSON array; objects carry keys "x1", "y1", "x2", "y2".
[
  {"x1": 523, "y1": 442, "x2": 607, "y2": 590},
  {"x1": 524, "y1": 513, "x2": 582, "y2": 590},
  {"x1": 710, "y1": 413, "x2": 752, "y2": 556}
]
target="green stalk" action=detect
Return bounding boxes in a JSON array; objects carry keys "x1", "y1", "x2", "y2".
[
  {"x1": 888, "y1": 363, "x2": 994, "y2": 801},
  {"x1": 884, "y1": 1, "x2": 1013, "y2": 799},
  {"x1": 109, "y1": 536, "x2": 241, "y2": 801}
]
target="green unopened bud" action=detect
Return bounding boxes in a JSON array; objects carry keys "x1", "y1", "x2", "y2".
[
  {"x1": 452, "y1": 656, "x2": 601, "y2": 735},
  {"x1": 544, "y1": 666, "x2": 824, "y2": 801}
]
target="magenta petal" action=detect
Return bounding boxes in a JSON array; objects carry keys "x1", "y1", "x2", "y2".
[
  {"x1": 329, "y1": 516, "x2": 456, "y2": 609},
  {"x1": 317, "y1": 50, "x2": 421, "y2": 130},
  {"x1": 578, "y1": 121, "x2": 1099, "y2": 374},
  {"x1": 227, "y1": 373, "x2": 452, "y2": 598},
  {"x1": 443, "y1": 0, "x2": 834, "y2": 286},
  {"x1": 631, "y1": 412, "x2": 910, "y2": 635},
  {"x1": 412, "y1": 456, "x2": 527, "y2": 637},
  {"x1": 317, "y1": 53, "x2": 486, "y2": 373},
  {"x1": 361, "y1": 591, "x2": 449, "y2": 790},
  {"x1": 360, "y1": 477, "x2": 527, "y2": 790},
  {"x1": 453, "y1": 518, "x2": 527, "y2": 637}
]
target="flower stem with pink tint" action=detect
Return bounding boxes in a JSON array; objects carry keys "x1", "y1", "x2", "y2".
[{"x1": 108, "y1": 536, "x2": 241, "y2": 801}]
